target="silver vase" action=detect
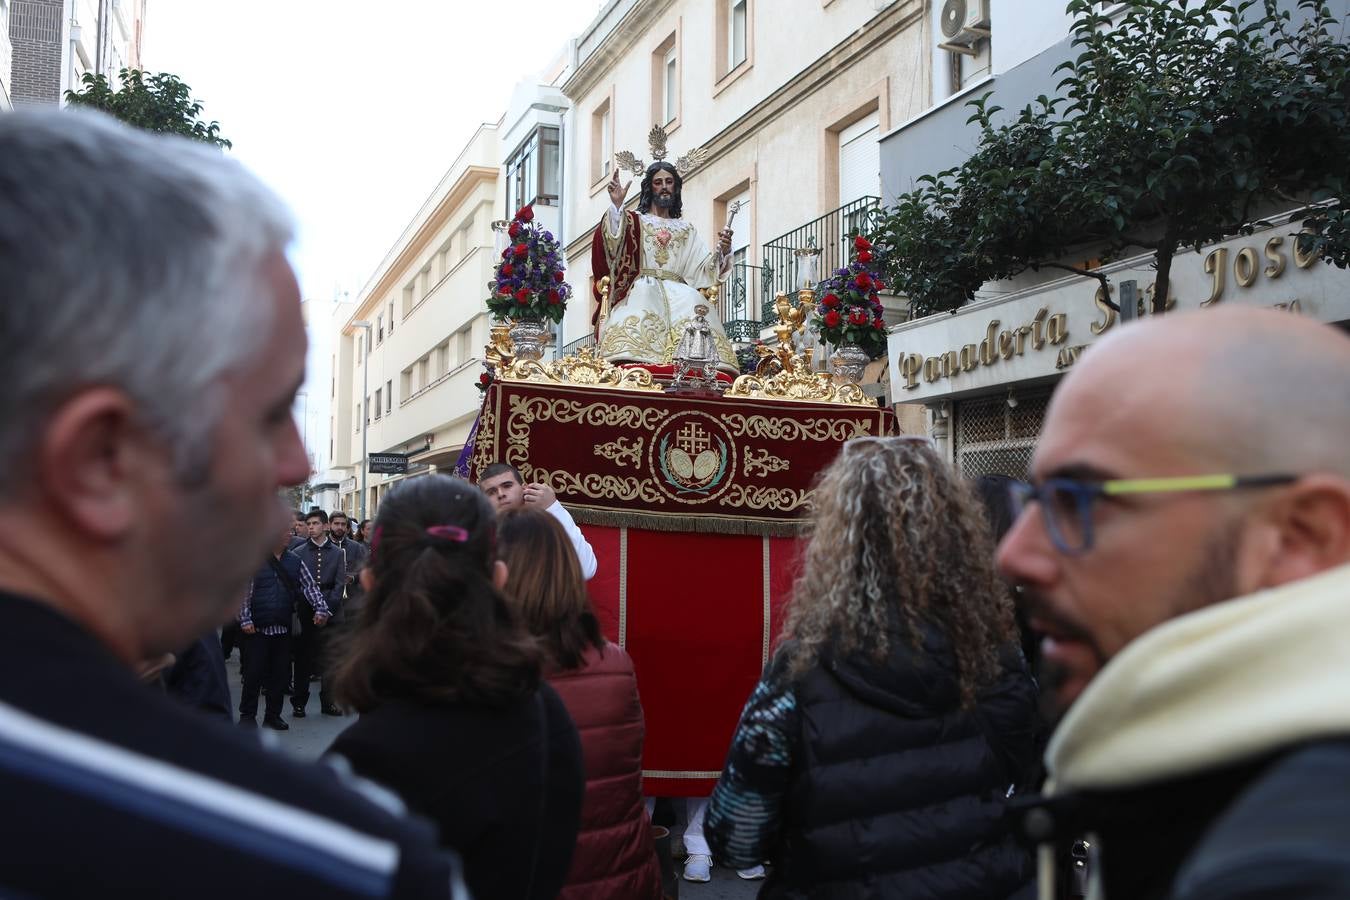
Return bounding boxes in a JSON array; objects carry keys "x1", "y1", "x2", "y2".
[
  {"x1": 508, "y1": 316, "x2": 548, "y2": 362},
  {"x1": 829, "y1": 341, "x2": 869, "y2": 385}
]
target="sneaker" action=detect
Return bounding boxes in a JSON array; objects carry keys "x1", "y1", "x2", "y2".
[
  {"x1": 737, "y1": 865, "x2": 767, "y2": 880},
  {"x1": 291, "y1": 706, "x2": 306, "y2": 718},
  {"x1": 262, "y1": 715, "x2": 289, "y2": 731},
  {"x1": 683, "y1": 854, "x2": 711, "y2": 883}
]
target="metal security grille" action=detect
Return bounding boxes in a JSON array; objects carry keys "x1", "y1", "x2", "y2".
[{"x1": 953, "y1": 387, "x2": 1054, "y2": 480}]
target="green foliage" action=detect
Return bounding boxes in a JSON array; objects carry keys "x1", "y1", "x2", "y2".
[
  {"x1": 65, "y1": 69, "x2": 232, "y2": 149},
  {"x1": 872, "y1": 0, "x2": 1350, "y2": 317}
]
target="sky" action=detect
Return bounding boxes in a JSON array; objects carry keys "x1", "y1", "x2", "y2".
[{"x1": 147, "y1": 0, "x2": 604, "y2": 471}]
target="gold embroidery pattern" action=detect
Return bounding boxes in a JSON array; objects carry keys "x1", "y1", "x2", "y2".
[
  {"x1": 598, "y1": 309, "x2": 670, "y2": 363},
  {"x1": 744, "y1": 448, "x2": 790, "y2": 478},
  {"x1": 643, "y1": 218, "x2": 691, "y2": 268},
  {"x1": 470, "y1": 396, "x2": 499, "y2": 478},
  {"x1": 502, "y1": 347, "x2": 660, "y2": 392},
  {"x1": 723, "y1": 414, "x2": 876, "y2": 443},
  {"x1": 525, "y1": 466, "x2": 669, "y2": 505},
  {"x1": 720, "y1": 483, "x2": 811, "y2": 512},
  {"x1": 594, "y1": 437, "x2": 643, "y2": 468}
]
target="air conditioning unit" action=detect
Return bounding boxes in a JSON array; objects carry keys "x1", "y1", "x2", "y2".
[{"x1": 938, "y1": 0, "x2": 990, "y2": 53}]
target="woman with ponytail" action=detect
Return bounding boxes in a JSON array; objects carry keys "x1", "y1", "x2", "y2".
[{"x1": 325, "y1": 475, "x2": 584, "y2": 900}]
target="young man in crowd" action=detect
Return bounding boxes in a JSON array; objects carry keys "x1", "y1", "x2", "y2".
[
  {"x1": 330, "y1": 510, "x2": 369, "y2": 617},
  {"x1": 479, "y1": 463, "x2": 598, "y2": 580},
  {"x1": 292, "y1": 509, "x2": 345, "y2": 717},
  {"x1": 998, "y1": 307, "x2": 1350, "y2": 899},
  {"x1": 0, "y1": 109, "x2": 466, "y2": 898},
  {"x1": 239, "y1": 523, "x2": 331, "y2": 730}
]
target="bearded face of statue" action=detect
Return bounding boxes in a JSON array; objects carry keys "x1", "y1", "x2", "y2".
[{"x1": 638, "y1": 163, "x2": 683, "y2": 218}]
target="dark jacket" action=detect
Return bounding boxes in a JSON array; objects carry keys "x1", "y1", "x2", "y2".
[
  {"x1": 729, "y1": 626, "x2": 1038, "y2": 899},
  {"x1": 163, "y1": 633, "x2": 232, "y2": 723},
  {"x1": 334, "y1": 536, "x2": 369, "y2": 614},
  {"x1": 547, "y1": 643, "x2": 662, "y2": 900},
  {"x1": 0, "y1": 591, "x2": 466, "y2": 899},
  {"x1": 245, "y1": 551, "x2": 309, "y2": 630},
  {"x1": 328, "y1": 683, "x2": 585, "y2": 900},
  {"x1": 292, "y1": 537, "x2": 346, "y2": 614}
]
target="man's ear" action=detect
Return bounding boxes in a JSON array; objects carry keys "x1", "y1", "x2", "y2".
[
  {"x1": 39, "y1": 387, "x2": 151, "y2": 541},
  {"x1": 1259, "y1": 476, "x2": 1350, "y2": 588}
]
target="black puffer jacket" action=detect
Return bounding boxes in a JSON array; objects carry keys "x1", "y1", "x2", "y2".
[{"x1": 772, "y1": 625, "x2": 1039, "y2": 899}]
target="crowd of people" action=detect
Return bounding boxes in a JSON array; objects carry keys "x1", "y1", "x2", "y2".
[{"x1": 5, "y1": 108, "x2": 1350, "y2": 900}]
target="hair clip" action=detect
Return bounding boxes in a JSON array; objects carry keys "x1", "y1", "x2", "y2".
[{"x1": 425, "y1": 524, "x2": 470, "y2": 543}]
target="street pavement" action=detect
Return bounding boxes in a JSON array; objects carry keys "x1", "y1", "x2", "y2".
[{"x1": 225, "y1": 655, "x2": 762, "y2": 898}]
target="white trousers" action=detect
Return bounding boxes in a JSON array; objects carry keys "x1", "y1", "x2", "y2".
[{"x1": 645, "y1": 797, "x2": 711, "y2": 857}]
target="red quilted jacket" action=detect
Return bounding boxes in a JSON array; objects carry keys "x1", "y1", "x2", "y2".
[{"x1": 548, "y1": 643, "x2": 662, "y2": 900}]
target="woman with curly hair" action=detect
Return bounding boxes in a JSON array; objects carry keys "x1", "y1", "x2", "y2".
[
  {"x1": 706, "y1": 437, "x2": 1038, "y2": 898},
  {"x1": 325, "y1": 475, "x2": 584, "y2": 900},
  {"x1": 497, "y1": 509, "x2": 663, "y2": 900}
]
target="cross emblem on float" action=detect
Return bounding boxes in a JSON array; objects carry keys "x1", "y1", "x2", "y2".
[{"x1": 675, "y1": 422, "x2": 711, "y2": 455}]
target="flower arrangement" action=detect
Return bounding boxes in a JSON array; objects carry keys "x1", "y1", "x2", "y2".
[
  {"x1": 809, "y1": 235, "x2": 888, "y2": 359},
  {"x1": 486, "y1": 205, "x2": 571, "y2": 324}
]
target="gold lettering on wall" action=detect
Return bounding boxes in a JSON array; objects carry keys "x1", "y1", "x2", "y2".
[
  {"x1": 1264, "y1": 237, "x2": 1286, "y2": 279},
  {"x1": 1091, "y1": 286, "x2": 1116, "y2": 335},
  {"x1": 1202, "y1": 248, "x2": 1228, "y2": 306},
  {"x1": 1294, "y1": 233, "x2": 1321, "y2": 269},
  {"x1": 1234, "y1": 247, "x2": 1259, "y2": 288}
]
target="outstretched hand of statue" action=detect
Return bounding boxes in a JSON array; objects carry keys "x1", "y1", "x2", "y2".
[
  {"x1": 717, "y1": 228, "x2": 733, "y2": 256},
  {"x1": 607, "y1": 166, "x2": 630, "y2": 208}
]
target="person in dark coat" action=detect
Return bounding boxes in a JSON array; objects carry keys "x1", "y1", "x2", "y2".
[
  {"x1": 163, "y1": 633, "x2": 233, "y2": 723},
  {"x1": 707, "y1": 436, "x2": 1038, "y2": 899},
  {"x1": 498, "y1": 509, "x2": 663, "y2": 900},
  {"x1": 326, "y1": 475, "x2": 584, "y2": 900}
]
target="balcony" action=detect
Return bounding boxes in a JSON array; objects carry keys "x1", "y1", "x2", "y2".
[
  {"x1": 760, "y1": 197, "x2": 881, "y2": 325},
  {"x1": 719, "y1": 262, "x2": 771, "y2": 342}
]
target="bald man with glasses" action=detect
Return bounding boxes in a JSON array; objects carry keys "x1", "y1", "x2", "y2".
[{"x1": 998, "y1": 306, "x2": 1350, "y2": 900}]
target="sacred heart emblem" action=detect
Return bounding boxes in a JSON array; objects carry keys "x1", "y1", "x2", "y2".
[{"x1": 655, "y1": 228, "x2": 672, "y2": 248}]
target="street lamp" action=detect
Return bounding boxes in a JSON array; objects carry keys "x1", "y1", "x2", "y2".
[{"x1": 352, "y1": 320, "x2": 373, "y2": 522}]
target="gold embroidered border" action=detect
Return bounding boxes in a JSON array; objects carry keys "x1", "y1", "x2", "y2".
[
  {"x1": 642, "y1": 769, "x2": 724, "y2": 780},
  {"x1": 722, "y1": 413, "x2": 877, "y2": 443},
  {"x1": 762, "y1": 536, "x2": 772, "y2": 668},
  {"x1": 618, "y1": 526, "x2": 628, "y2": 649}
]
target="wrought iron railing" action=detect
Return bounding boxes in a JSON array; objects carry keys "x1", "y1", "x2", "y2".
[
  {"x1": 561, "y1": 333, "x2": 596, "y2": 356},
  {"x1": 760, "y1": 197, "x2": 881, "y2": 325},
  {"x1": 719, "y1": 263, "x2": 770, "y2": 342}
]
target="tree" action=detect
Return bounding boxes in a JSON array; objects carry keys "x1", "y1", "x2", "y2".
[
  {"x1": 65, "y1": 68, "x2": 232, "y2": 149},
  {"x1": 872, "y1": 0, "x2": 1349, "y2": 317}
]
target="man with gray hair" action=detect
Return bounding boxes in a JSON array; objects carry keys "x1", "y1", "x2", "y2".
[
  {"x1": 0, "y1": 110, "x2": 466, "y2": 899},
  {"x1": 998, "y1": 307, "x2": 1350, "y2": 898}
]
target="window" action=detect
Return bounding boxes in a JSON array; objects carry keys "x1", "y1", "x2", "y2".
[
  {"x1": 838, "y1": 111, "x2": 881, "y2": 206},
  {"x1": 456, "y1": 328, "x2": 472, "y2": 366},
  {"x1": 506, "y1": 130, "x2": 559, "y2": 213},
  {"x1": 591, "y1": 99, "x2": 612, "y2": 184},
  {"x1": 730, "y1": 0, "x2": 747, "y2": 70},
  {"x1": 376, "y1": 315, "x2": 384, "y2": 345},
  {"x1": 386, "y1": 380, "x2": 393, "y2": 410},
  {"x1": 651, "y1": 31, "x2": 680, "y2": 128},
  {"x1": 387, "y1": 301, "x2": 395, "y2": 335},
  {"x1": 418, "y1": 356, "x2": 430, "y2": 388},
  {"x1": 402, "y1": 281, "x2": 416, "y2": 316},
  {"x1": 355, "y1": 402, "x2": 361, "y2": 432},
  {"x1": 437, "y1": 340, "x2": 451, "y2": 376},
  {"x1": 664, "y1": 47, "x2": 679, "y2": 124},
  {"x1": 374, "y1": 389, "x2": 382, "y2": 420},
  {"x1": 401, "y1": 369, "x2": 412, "y2": 401},
  {"x1": 365, "y1": 396, "x2": 370, "y2": 426},
  {"x1": 357, "y1": 334, "x2": 363, "y2": 363}
]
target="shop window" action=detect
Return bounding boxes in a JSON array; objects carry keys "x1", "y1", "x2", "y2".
[{"x1": 953, "y1": 387, "x2": 1054, "y2": 479}]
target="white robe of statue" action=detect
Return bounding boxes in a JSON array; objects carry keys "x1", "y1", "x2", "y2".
[{"x1": 596, "y1": 204, "x2": 739, "y2": 373}]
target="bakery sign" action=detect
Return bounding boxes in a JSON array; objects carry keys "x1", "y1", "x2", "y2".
[{"x1": 887, "y1": 225, "x2": 1347, "y2": 403}]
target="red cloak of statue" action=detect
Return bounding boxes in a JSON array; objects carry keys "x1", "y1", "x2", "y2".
[{"x1": 591, "y1": 209, "x2": 642, "y2": 337}]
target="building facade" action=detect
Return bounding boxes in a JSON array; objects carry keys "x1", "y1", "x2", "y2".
[
  {"x1": 880, "y1": 0, "x2": 1350, "y2": 478},
  {"x1": 333, "y1": 124, "x2": 501, "y2": 519},
  {"x1": 555, "y1": 0, "x2": 932, "y2": 367},
  {"x1": 5, "y1": 0, "x2": 143, "y2": 108}
]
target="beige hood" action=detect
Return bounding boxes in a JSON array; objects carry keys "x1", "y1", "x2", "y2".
[{"x1": 1045, "y1": 562, "x2": 1350, "y2": 794}]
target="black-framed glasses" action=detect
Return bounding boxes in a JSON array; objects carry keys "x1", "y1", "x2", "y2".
[{"x1": 1008, "y1": 473, "x2": 1299, "y2": 555}]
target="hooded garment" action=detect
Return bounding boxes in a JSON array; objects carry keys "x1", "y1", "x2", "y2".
[{"x1": 1033, "y1": 562, "x2": 1350, "y2": 900}]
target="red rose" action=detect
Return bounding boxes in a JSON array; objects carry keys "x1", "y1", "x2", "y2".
[
  {"x1": 500, "y1": 263, "x2": 514, "y2": 277},
  {"x1": 479, "y1": 373, "x2": 491, "y2": 385},
  {"x1": 854, "y1": 273, "x2": 872, "y2": 291},
  {"x1": 849, "y1": 309, "x2": 868, "y2": 326},
  {"x1": 516, "y1": 205, "x2": 534, "y2": 223},
  {"x1": 513, "y1": 243, "x2": 528, "y2": 257},
  {"x1": 821, "y1": 293, "x2": 840, "y2": 308},
  {"x1": 514, "y1": 289, "x2": 530, "y2": 304},
  {"x1": 873, "y1": 316, "x2": 885, "y2": 329},
  {"x1": 498, "y1": 285, "x2": 513, "y2": 295},
  {"x1": 508, "y1": 222, "x2": 521, "y2": 238},
  {"x1": 857, "y1": 250, "x2": 873, "y2": 264},
  {"x1": 823, "y1": 309, "x2": 842, "y2": 328},
  {"x1": 547, "y1": 289, "x2": 561, "y2": 305},
  {"x1": 553, "y1": 270, "x2": 565, "y2": 283},
  {"x1": 873, "y1": 279, "x2": 885, "y2": 291},
  {"x1": 854, "y1": 235, "x2": 872, "y2": 251}
]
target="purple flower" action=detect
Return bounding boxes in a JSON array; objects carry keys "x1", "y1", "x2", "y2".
[{"x1": 543, "y1": 231, "x2": 554, "y2": 242}]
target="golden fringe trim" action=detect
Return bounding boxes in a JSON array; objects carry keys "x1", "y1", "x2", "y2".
[{"x1": 569, "y1": 506, "x2": 806, "y2": 538}]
